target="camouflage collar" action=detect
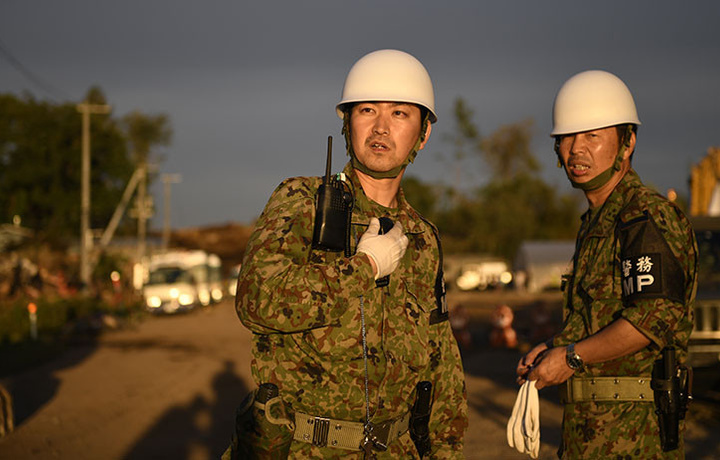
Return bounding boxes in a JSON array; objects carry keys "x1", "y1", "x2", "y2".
[
  {"x1": 582, "y1": 169, "x2": 642, "y2": 238},
  {"x1": 343, "y1": 162, "x2": 425, "y2": 234}
]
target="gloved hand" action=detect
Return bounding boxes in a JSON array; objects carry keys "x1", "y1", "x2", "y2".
[
  {"x1": 356, "y1": 217, "x2": 408, "y2": 280},
  {"x1": 507, "y1": 380, "x2": 540, "y2": 458}
]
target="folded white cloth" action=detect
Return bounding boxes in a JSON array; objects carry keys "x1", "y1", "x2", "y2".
[{"x1": 507, "y1": 380, "x2": 540, "y2": 458}]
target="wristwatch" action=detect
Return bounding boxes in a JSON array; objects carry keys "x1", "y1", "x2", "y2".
[{"x1": 565, "y1": 343, "x2": 584, "y2": 370}]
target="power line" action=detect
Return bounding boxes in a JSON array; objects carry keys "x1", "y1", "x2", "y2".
[{"x1": 0, "y1": 36, "x2": 72, "y2": 102}]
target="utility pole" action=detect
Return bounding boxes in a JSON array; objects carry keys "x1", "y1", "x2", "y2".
[
  {"x1": 86, "y1": 167, "x2": 143, "y2": 276},
  {"x1": 135, "y1": 164, "x2": 149, "y2": 264},
  {"x1": 97, "y1": 168, "x2": 143, "y2": 250},
  {"x1": 130, "y1": 162, "x2": 156, "y2": 276},
  {"x1": 161, "y1": 173, "x2": 182, "y2": 251},
  {"x1": 77, "y1": 101, "x2": 111, "y2": 293}
]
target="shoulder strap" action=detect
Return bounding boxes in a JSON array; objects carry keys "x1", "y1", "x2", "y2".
[{"x1": 415, "y1": 215, "x2": 448, "y2": 325}]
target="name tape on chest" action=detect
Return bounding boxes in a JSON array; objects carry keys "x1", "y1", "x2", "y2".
[{"x1": 621, "y1": 252, "x2": 662, "y2": 298}]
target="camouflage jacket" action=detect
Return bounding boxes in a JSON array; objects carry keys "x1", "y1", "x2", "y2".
[
  {"x1": 555, "y1": 169, "x2": 698, "y2": 459},
  {"x1": 236, "y1": 163, "x2": 468, "y2": 458}
]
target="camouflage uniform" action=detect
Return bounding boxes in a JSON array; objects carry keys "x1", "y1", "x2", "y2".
[
  {"x1": 555, "y1": 169, "x2": 697, "y2": 459},
  {"x1": 235, "y1": 163, "x2": 468, "y2": 458}
]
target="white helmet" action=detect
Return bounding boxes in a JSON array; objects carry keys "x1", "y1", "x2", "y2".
[
  {"x1": 551, "y1": 70, "x2": 641, "y2": 136},
  {"x1": 336, "y1": 49, "x2": 437, "y2": 123}
]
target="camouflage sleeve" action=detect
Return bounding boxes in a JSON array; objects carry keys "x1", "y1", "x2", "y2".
[
  {"x1": 621, "y1": 298, "x2": 687, "y2": 348},
  {"x1": 236, "y1": 177, "x2": 375, "y2": 335},
  {"x1": 618, "y1": 205, "x2": 696, "y2": 348},
  {"x1": 553, "y1": 310, "x2": 587, "y2": 346},
  {"x1": 426, "y1": 319, "x2": 468, "y2": 457}
]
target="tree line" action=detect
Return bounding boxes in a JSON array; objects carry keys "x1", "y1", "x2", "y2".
[
  {"x1": 0, "y1": 87, "x2": 171, "y2": 248},
  {"x1": 1, "y1": 91, "x2": 579, "y2": 261},
  {"x1": 403, "y1": 98, "x2": 581, "y2": 260}
]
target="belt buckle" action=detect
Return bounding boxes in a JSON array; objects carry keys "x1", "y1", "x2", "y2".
[
  {"x1": 363, "y1": 421, "x2": 391, "y2": 452},
  {"x1": 312, "y1": 416, "x2": 330, "y2": 447}
]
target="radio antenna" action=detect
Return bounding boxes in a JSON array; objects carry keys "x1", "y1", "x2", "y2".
[{"x1": 323, "y1": 136, "x2": 333, "y2": 185}]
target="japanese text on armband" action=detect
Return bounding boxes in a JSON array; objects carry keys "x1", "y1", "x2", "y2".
[{"x1": 622, "y1": 253, "x2": 662, "y2": 299}]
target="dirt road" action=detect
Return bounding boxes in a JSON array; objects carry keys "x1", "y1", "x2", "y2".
[
  {"x1": 1, "y1": 295, "x2": 719, "y2": 459},
  {"x1": 1, "y1": 301, "x2": 252, "y2": 459}
]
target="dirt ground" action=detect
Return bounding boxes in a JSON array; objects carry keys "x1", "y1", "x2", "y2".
[{"x1": 1, "y1": 292, "x2": 719, "y2": 459}]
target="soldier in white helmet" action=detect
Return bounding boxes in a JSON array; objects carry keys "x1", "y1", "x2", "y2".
[
  {"x1": 516, "y1": 70, "x2": 697, "y2": 458},
  {"x1": 225, "y1": 50, "x2": 467, "y2": 459}
]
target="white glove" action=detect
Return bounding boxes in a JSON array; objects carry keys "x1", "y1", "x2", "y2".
[
  {"x1": 507, "y1": 380, "x2": 540, "y2": 459},
  {"x1": 356, "y1": 218, "x2": 408, "y2": 280}
]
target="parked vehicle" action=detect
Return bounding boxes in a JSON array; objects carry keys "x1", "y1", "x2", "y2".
[
  {"x1": 445, "y1": 255, "x2": 512, "y2": 291},
  {"x1": 689, "y1": 216, "x2": 720, "y2": 367},
  {"x1": 142, "y1": 250, "x2": 223, "y2": 314},
  {"x1": 513, "y1": 240, "x2": 575, "y2": 292}
]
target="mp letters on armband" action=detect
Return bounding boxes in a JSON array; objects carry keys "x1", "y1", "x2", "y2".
[{"x1": 622, "y1": 252, "x2": 663, "y2": 299}]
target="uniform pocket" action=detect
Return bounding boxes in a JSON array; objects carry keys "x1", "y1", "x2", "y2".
[
  {"x1": 578, "y1": 273, "x2": 624, "y2": 333},
  {"x1": 383, "y1": 281, "x2": 432, "y2": 372},
  {"x1": 296, "y1": 295, "x2": 365, "y2": 363}
]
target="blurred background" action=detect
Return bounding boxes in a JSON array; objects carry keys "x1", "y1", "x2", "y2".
[{"x1": 1, "y1": 1, "x2": 719, "y2": 458}]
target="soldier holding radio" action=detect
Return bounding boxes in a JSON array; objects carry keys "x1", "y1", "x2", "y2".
[{"x1": 224, "y1": 49, "x2": 467, "y2": 459}]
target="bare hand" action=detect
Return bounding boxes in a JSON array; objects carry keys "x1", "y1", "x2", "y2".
[
  {"x1": 525, "y1": 346, "x2": 574, "y2": 390},
  {"x1": 516, "y1": 342, "x2": 548, "y2": 384}
]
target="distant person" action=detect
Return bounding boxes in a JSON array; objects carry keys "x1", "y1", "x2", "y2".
[
  {"x1": 224, "y1": 49, "x2": 467, "y2": 458},
  {"x1": 489, "y1": 304, "x2": 517, "y2": 349},
  {"x1": 516, "y1": 70, "x2": 698, "y2": 458}
]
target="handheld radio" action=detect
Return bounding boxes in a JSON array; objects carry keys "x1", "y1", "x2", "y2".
[{"x1": 312, "y1": 136, "x2": 354, "y2": 256}]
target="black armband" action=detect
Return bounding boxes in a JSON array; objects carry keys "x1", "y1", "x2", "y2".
[{"x1": 618, "y1": 211, "x2": 685, "y2": 303}]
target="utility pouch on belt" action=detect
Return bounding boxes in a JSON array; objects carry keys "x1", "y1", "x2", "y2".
[
  {"x1": 651, "y1": 347, "x2": 690, "y2": 452},
  {"x1": 231, "y1": 383, "x2": 294, "y2": 460},
  {"x1": 410, "y1": 381, "x2": 433, "y2": 458}
]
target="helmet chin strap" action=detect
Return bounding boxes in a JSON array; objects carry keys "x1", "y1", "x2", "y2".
[
  {"x1": 343, "y1": 111, "x2": 429, "y2": 179},
  {"x1": 555, "y1": 126, "x2": 633, "y2": 191},
  {"x1": 567, "y1": 153, "x2": 622, "y2": 191}
]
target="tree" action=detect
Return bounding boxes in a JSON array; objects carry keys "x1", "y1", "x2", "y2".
[
  {"x1": 401, "y1": 176, "x2": 440, "y2": 220},
  {"x1": 425, "y1": 97, "x2": 580, "y2": 259},
  {"x1": 473, "y1": 173, "x2": 579, "y2": 259},
  {"x1": 120, "y1": 111, "x2": 172, "y2": 258},
  {"x1": 0, "y1": 89, "x2": 132, "y2": 245},
  {"x1": 481, "y1": 119, "x2": 539, "y2": 181},
  {"x1": 121, "y1": 111, "x2": 172, "y2": 165},
  {"x1": 440, "y1": 98, "x2": 482, "y2": 190}
]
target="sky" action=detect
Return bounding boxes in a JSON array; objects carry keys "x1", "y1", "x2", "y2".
[{"x1": 2, "y1": 1, "x2": 719, "y2": 230}]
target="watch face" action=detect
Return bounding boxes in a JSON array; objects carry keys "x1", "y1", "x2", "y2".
[
  {"x1": 567, "y1": 355, "x2": 583, "y2": 370},
  {"x1": 566, "y1": 344, "x2": 583, "y2": 370}
]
